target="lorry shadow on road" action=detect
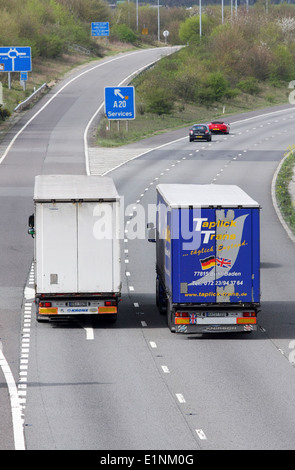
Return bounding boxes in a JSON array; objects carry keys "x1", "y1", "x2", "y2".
[
  {"x1": 261, "y1": 262, "x2": 282, "y2": 269},
  {"x1": 44, "y1": 295, "x2": 295, "y2": 342},
  {"x1": 43, "y1": 293, "x2": 161, "y2": 330},
  {"x1": 258, "y1": 301, "x2": 295, "y2": 340}
]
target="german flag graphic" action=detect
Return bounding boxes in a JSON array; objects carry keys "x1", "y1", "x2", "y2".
[{"x1": 200, "y1": 255, "x2": 216, "y2": 270}]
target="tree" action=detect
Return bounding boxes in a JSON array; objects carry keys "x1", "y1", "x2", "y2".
[
  {"x1": 179, "y1": 15, "x2": 200, "y2": 43},
  {"x1": 111, "y1": 24, "x2": 138, "y2": 43},
  {"x1": 56, "y1": 0, "x2": 111, "y2": 22},
  {"x1": 145, "y1": 88, "x2": 174, "y2": 115},
  {"x1": 179, "y1": 13, "x2": 215, "y2": 43},
  {"x1": 270, "y1": 44, "x2": 295, "y2": 82}
]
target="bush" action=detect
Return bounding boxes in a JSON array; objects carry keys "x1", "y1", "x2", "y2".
[
  {"x1": 174, "y1": 67, "x2": 200, "y2": 103},
  {"x1": 196, "y1": 85, "x2": 216, "y2": 105},
  {"x1": 38, "y1": 33, "x2": 63, "y2": 58},
  {"x1": 269, "y1": 44, "x2": 295, "y2": 82},
  {"x1": 0, "y1": 0, "x2": 109, "y2": 60},
  {"x1": 208, "y1": 72, "x2": 230, "y2": 101},
  {"x1": 237, "y1": 78, "x2": 261, "y2": 95},
  {"x1": 0, "y1": 105, "x2": 11, "y2": 121},
  {"x1": 276, "y1": 149, "x2": 295, "y2": 234},
  {"x1": 111, "y1": 24, "x2": 138, "y2": 44},
  {"x1": 145, "y1": 88, "x2": 174, "y2": 115},
  {"x1": 179, "y1": 13, "x2": 216, "y2": 44}
]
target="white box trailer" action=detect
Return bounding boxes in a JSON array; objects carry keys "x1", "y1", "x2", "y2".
[{"x1": 29, "y1": 175, "x2": 121, "y2": 322}]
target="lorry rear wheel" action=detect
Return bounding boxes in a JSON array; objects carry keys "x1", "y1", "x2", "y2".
[
  {"x1": 157, "y1": 279, "x2": 167, "y2": 315},
  {"x1": 156, "y1": 278, "x2": 159, "y2": 307},
  {"x1": 166, "y1": 298, "x2": 175, "y2": 333}
]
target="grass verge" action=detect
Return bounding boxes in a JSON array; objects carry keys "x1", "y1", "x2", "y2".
[
  {"x1": 276, "y1": 148, "x2": 295, "y2": 236},
  {"x1": 96, "y1": 81, "x2": 290, "y2": 147}
]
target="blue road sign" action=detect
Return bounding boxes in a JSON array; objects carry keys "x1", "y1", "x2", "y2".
[
  {"x1": 91, "y1": 22, "x2": 110, "y2": 37},
  {"x1": 0, "y1": 47, "x2": 31, "y2": 72},
  {"x1": 20, "y1": 72, "x2": 28, "y2": 81},
  {"x1": 105, "y1": 86, "x2": 135, "y2": 120}
]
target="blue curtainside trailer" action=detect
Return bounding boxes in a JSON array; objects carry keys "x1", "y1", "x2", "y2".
[{"x1": 151, "y1": 184, "x2": 260, "y2": 334}]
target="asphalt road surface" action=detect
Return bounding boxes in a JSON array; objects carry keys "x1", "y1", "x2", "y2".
[{"x1": 1, "y1": 47, "x2": 295, "y2": 451}]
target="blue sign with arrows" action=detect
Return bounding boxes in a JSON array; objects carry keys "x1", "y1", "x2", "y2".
[
  {"x1": 105, "y1": 86, "x2": 135, "y2": 120},
  {"x1": 0, "y1": 47, "x2": 31, "y2": 72}
]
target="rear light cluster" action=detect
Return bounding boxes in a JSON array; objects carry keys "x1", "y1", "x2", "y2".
[
  {"x1": 38, "y1": 301, "x2": 57, "y2": 316},
  {"x1": 39, "y1": 301, "x2": 52, "y2": 307},
  {"x1": 243, "y1": 312, "x2": 256, "y2": 317},
  {"x1": 99, "y1": 300, "x2": 117, "y2": 314},
  {"x1": 237, "y1": 311, "x2": 256, "y2": 324},
  {"x1": 175, "y1": 312, "x2": 189, "y2": 317}
]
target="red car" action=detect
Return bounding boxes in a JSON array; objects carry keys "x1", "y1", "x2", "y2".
[{"x1": 208, "y1": 120, "x2": 230, "y2": 134}]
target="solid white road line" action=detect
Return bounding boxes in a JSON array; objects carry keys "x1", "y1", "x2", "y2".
[{"x1": 0, "y1": 349, "x2": 25, "y2": 450}]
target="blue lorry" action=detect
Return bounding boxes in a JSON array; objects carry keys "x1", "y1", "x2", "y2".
[{"x1": 150, "y1": 184, "x2": 260, "y2": 334}]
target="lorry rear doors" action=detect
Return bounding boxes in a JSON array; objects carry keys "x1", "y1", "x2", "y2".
[
  {"x1": 36, "y1": 201, "x2": 120, "y2": 294},
  {"x1": 173, "y1": 206, "x2": 260, "y2": 304}
]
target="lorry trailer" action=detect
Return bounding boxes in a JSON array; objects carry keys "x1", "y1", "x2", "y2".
[
  {"x1": 29, "y1": 175, "x2": 121, "y2": 322},
  {"x1": 151, "y1": 184, "x2": 260, "y2": 334}
]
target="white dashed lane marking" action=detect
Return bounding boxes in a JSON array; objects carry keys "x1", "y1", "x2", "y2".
[
  {"x1": 176, "y1": 393, "x2": 186, "y2": 404},
  {"x1": 120, "y1": 111, "x2": 295, "y2": 447}
]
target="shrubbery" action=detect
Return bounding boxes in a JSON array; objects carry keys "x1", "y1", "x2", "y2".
[
  {"x1": 134, "y1": 4, "x2": 295, "y2": 115},
  {"x1": 0, "y1": 105, "x2": 11, "y2": 121},
  {"x1": 110, "y1": 24, "x2": 138, "y2": 44},
  {"x1": 237, "y1": 78, "x2": 261, "y2": 95},
  {"x1": 0, "y1": 0, "x2": 188, "y2": 63},
  {"x1": 276, "y1": 148, "x2": 295, "y2": 235},
  {"x1": 1, "y1": 0, "x2": 295, "y2": 119},
  {"x1": 0, "y1": 0, "x2": 110, "y2": 59}
]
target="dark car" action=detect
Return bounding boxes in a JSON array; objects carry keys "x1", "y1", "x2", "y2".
[
  {"x1": 208, "y1": 120, "x2": 230, "y2": 134},
  {"x1": 189, "y1": 124, "x2": 212, "y2": 142}
]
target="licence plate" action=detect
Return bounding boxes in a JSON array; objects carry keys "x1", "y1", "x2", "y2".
[
  {"x1": 206, "y1": 311, "x2": 226, "y2": 317},
  {"x1": 68, "y1": 301, "x2": 88, "y2": 307},
  {"x1": 196, "y1": 135, "x2": 203, "y2": 138}
]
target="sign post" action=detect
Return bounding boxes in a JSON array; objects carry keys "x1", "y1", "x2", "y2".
[
  {"x1": 104, "y1": 86, "x2": 135, "y2": 121},
  {"x1": 163, "y1": 30, "x2": 169, "y2": 44},
  {"x1": 20, "y1": 71, "x2": 28, "y2": 91}
]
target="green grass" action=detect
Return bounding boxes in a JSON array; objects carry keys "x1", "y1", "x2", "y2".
[
  {"x1": 276, "y1": 149, "x2": 295, "y2": 236},
  {"x1": 96, "y1": 83, "x2": 290, "y2": 147}
]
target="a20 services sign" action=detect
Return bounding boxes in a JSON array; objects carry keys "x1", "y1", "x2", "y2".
[{"x1": 104, "y1": 86, "x2": 135, "y2": 120}]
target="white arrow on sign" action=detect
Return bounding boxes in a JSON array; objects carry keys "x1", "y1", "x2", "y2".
[{"x1": 114, "y1": 89, "x2": 125, "y2": 99}]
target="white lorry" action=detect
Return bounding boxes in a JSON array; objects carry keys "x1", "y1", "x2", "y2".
[{"x1": 28, "y1": 175, "x2": 121, "y2": 322}]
